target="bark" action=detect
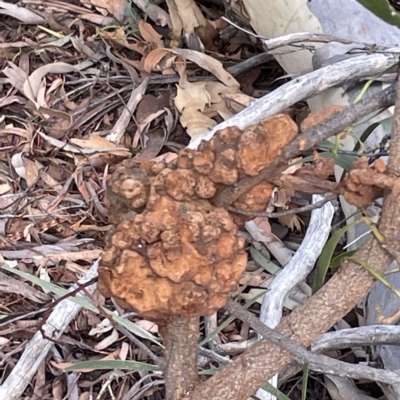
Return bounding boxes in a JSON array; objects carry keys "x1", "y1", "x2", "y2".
[{"x1": 163, "y1": 316, "x2": 200, "y2": 400}]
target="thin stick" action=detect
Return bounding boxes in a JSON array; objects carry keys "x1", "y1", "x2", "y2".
[
  {"x1": 0, "y1": 261, "x2": 99, "y2": 400},
  {"x1": 213, "y1": 84, "x2": 395, "y2": 208},
  {"x1": 225, "y1": 299, "x2": 400, "y2": 385},
  {"x1": 189, "y1": 53, "x2": 398, "y2": 150},
  {"x1": 228, "y1": 193, "x2": 337, "y2": 218}
]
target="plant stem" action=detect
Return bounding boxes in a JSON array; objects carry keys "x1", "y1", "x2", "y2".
[{"x1": 163, "y1": 316, "x2": 199, "y2": 400}]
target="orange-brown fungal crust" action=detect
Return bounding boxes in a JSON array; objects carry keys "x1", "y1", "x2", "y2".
[
  {"x1": 99, "y1": 114, "x2": 299, "y2": 322},
  {"x1": 239, "y1": 114, "x2": 298, "y2": 176},
  {"x1": 300, "y1": 105, "x2": 346, "y2": 131},
  {"x1": 341, "y1": 157, "x2": 394, "y2": 208}
]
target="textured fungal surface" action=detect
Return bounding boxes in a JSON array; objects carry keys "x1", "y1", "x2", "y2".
[{"x1": 99, "y1": 114, "x2": 298, "y2": 322}]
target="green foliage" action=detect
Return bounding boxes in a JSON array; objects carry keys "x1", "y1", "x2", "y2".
[
  {"x1": 64, "y1": 360, "x2": 160, "y2": 372},
  {"x1": 250, "y1": 247, "x2": 282, "y2": 275},
  {"x1": 312, "y1": 221, "x2": 358, "y2": 293}
]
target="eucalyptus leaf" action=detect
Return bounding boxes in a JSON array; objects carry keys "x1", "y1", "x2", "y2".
[
  {"x1": 250, "y1": 247, "x2": 282, "y2": 275},
  {"x1": 64, "y1": 360, "x2": 160, "y2": 372},
  {"x1": 312, "y1": 221, "x2": 358, "y2": 293},
  {"x1": 334, "y1": 154, "x2": 358, "y2": 172},
  {"x1": 355, "y1": 122, "x2": 380, "y2": 152},
  {"x1": 330, "y1": 250, "x2": 357, "y2": 268}
]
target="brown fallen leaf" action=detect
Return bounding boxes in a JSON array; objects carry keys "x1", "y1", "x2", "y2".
[
  {"x1": 69, "y1": 136, "x2": 131, "y2": 157},
  {"x1": 138, "y1": 20, "x2": 164, "y2": 48},
  {"x1": 80, "y1": 0, "x2": 127, "y2": 21},
  {"x1": 11, "y1": 153, "x2": 39, "y2": 188}
]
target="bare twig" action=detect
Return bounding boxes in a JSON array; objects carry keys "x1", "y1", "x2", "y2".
[
  {"x1": 117, "y1": 324, "x2": 166, "y2": 369},
  {"x1": 254, "y1": 194, "x2": 334, "y2": 400},
  {"x1": 225, "y1": 299, "x2": 400, "y2": 385},
  {"x1": 198, "y1": 347, "x2": 230, "y2": 365},
  {"x1": 189, "y1": 53, "x2": 398, "y2": 150},
  {"x1": 212, "y1": 84, "x2": 396, "y2": 208},
  {"x1": 312, "y1": 325, "x2": 400, "y2": 352},
  {"x1": 0, "y1": 261, "x2": 99, "y2": 400},
  {"x1": 106, "y1": 78, "x2": 149, "y2": 144},
  {"x1": 388, "y1": 71, "x2": 400, "y2": 175},
  {"x1": 229, "y1": 193, "x2": 337, "y2": 218},
  {"x1": 262, "y1": 32, "x2": 398, "y2": 52}
]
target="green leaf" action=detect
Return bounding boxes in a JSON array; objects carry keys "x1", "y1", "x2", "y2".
[
  {"x1": 290, "y1": 151, "x2": 333, "y2": 165},
  {"x1": 312, "y1": 221, "x2": 359, "y2": 293},
  {"x1": 64, "y1": 360, "x2": 160, "y2": 372},
  {"x1": 381, "y1": 115, "x2": 393, "y2": 137},
  {"x1": 0, "y1": 264, "x2": 163, "y2": 347},
  {"x1": 318, "y1": 140, "x2": 336, "y2": 150},
  {"x1": 357, "y1": 0, "x2": 400, "y2": 28},
  {"x1": 355, "y1": 122, "x2": 380, "y2": 152},
  {"x1": 302, "y1": 363, "x2": 310, "y2": 400},
  {"x1": 334, "y1": 154, "x2": 358, "y2": 172},
  {"x1": 263, "y1": 382, "x2": 292, "y2": 400},
  {"x1": 250, "y1": 247, "x2": 282, "y2": 275},
  {"x1": 199, "y1": 367, "x2": 221, "y2": 375},
  {"x1": 292, "y1": 151, "x2": 358, "y2": 173},
  {"x1": 330, "y1": 250, "x2": 357, "y2": 268}
]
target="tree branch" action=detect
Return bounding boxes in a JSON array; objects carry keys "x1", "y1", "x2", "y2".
[
  {"x1": 213, "y1": 84, "x2": 396, "y2": 208},
  {"x1": 224, "y1": 299, "x2": 400, "y2": 385},
  {"x1": 163, "y1": 316, "x2": 199, "y2": 400},
  {"x1": 189, "y1": 77, "x2": 400, "y2": 400}
]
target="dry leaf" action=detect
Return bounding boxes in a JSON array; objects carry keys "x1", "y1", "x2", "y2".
[
  {"x1": 0, "y1": 0, "x2": 45, "y2": 24},
  {"x1": 173, "y1": 48, "x2": 239, "y2": 88},
  {"x1": 278, "y1": 214, "x2": 305, "y2": 232},
  {"x1": 70, "y1": 136, "x2": 131, "y2": 157},
  {"x1": 11, "y1": 153, "x2": 39, "y2": 187},
  {"x1": 89, "y1": 317, "x2": 114, "y2": 336},
  {"x1": 138, "y1": 20, "x2": 164, "y2": 47},
  {"x1": 0, "y1": 337, "x2": 10, "y2": 346},
  {"x1": 180, "y1": 108, "x2": 216, "y2": 139},
  {"x1": 3, "y1": 62, "x2": 28, "y2": 91},
  {"x1": 175, "y1": 80, "x2": 210, "y2": 113},
  {"x1": 135, "y1": 319, "x2": 159, "y2": 333},
  {"x1": 99, "y1": 27, "x2": 149, "y2": 54},
  {"x1": 22, "y1": 63, "x2": 79, "y2": 106},
  {"x1": 165, "y1": 0, "x2": 216, "y2": 49},
  {"x1": 94, "y1": 329, "x2": 119, "y2": 350},
  {"x1": 144, "y1": 48, "x2": 181, "y2": 73},
  {"x1": 81, "y1": 0, "x2": 127, "y2": 21}
]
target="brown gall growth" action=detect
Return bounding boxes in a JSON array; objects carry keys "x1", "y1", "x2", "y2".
[{"x1": 99, "y1": 114, "x2": 299, "y2": 322}]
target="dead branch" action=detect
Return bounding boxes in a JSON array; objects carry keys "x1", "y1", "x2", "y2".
[
  {"x1": 313, "y1": 325, "x2": 400, "y2": 352},
  {"x1": 224, "y1": 299, "x2": 400, "y2": 385},
  {"x1": 187, "y1": 69, "x2": 400, "y2": 400},
  {"x1": 213, "y1": 84, "x2": 395, "y2": 208},
  {"x1": 0, "y1": 261, "x2": 99, "y2": 400},
  {"x1": 228, "y1": 193, "x2": 337, "y2": 218},
  {"x1": 189, "y1": 53, "x2": 398, "y2": 149},
  {"x1": 262, "y1": 32, "x2": 397, "y2": 52}
]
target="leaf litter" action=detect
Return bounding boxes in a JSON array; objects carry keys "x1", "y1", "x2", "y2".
[{"x1": 0, "y1": 1, "x2": 369, "y2": 399}]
